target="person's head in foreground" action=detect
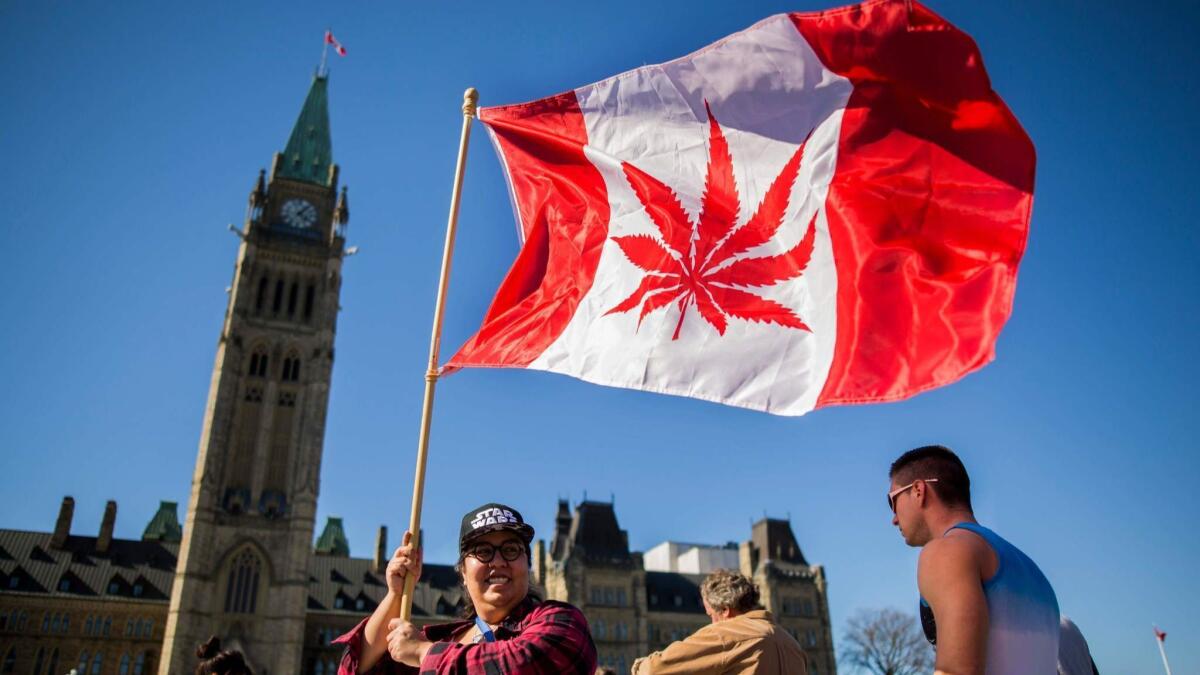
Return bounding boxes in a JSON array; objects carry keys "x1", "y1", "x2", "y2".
[
  {"x1": 699, "y1": 569, "x2": 761, "y2": 623},
  {"x1": 349, "y1": 500, "x2": 595, "y2": 673},
  {"x1": 194, "y1": 636, "x2": 253, "y2": 675},
  {"x1": 890, "y1": 444, "x2": 1061, "y2": 675},
  {"x1": 888, "y1": 444, "x2": 974, "y2": 546},
  {"x1": 455, "y1": 502, "x2": 537, "y2": 622}
]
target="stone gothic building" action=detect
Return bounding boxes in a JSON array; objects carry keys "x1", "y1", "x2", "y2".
[
  {"x1": 535, "y1": 500, "x2": 837, "y2": 675},
  {"x1": 0, "y1": 72, "x2": 836, "y2": 674},
  {"x1": 1, "y1": 498, "x2": 836, "y2": 675}
]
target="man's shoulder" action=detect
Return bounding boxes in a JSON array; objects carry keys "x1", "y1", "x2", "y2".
[
  {"x1": 918, "y1": 534, "x2": 990, "y2": 589},
  {"x1": 921, "y1": 529, "x2": 991, "y2": 566},
  {"x1": 706, "y1": 611, "x2": 774, "y2": 643}
]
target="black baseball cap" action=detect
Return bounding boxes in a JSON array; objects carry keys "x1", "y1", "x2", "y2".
[{"x1": 459, "y1": 502, "x2": 535, "y2": 550}]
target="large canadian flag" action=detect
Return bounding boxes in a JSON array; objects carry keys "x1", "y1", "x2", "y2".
[{"x1": 447, "y1": 0, "x2": 1033, "y2": 416}]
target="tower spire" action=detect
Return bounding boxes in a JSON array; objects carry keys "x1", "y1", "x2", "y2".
[{"x1": 277, "y1": 75, "x2": 333, "y2": 186}]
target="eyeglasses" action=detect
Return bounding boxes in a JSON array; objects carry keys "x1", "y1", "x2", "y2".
[
  {"x1": 887, "y1": 479, "x2": 938, "y2": 513},
  {"x1": 465, "y1": 540, "x2": 526, "y2": 563}
]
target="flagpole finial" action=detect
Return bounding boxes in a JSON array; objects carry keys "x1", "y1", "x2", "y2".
[{"x1": 463, "y1": 88, "x2": 479, "y2": 117}]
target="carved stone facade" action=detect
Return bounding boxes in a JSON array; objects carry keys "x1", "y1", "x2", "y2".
[
  {"x1": 2, "y1": 498, "x2": 837, "y2": 675},
  {"x1": 159, "y1": 74, "x2": 350, "y2": 674},
  {"x1": 0, "y1": 71, "x2": 840, "y2": 675},
  {"x1": 538, "y1": 500, "x2": 838, "y2": 675}
]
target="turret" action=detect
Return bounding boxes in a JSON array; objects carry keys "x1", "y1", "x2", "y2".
[
  {"x1": 334, "y1": 186, "x2": 350, "y2": 226},
  {"x1": 246, "y1": 169, "x2": 266, "y2": 226}
]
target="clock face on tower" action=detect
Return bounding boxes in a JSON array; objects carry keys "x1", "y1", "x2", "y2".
[{"x1": 281, "y1": 198, "x2": 318, "y2": 229}]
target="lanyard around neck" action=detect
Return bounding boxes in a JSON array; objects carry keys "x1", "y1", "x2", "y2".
[{"x1": 474, "y1": 616, "x2": 497, "y2": 643}]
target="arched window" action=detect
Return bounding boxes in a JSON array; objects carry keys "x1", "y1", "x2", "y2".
[
  {"x1": 272, "y1": 279, "x2": 285, "y2": 313},
  {"x1": 16, "y1": 611, "x2": 26, "y2": 631},
  {"x1": 304, "y1": 284, "x2": 316, "y2": 320},
  {"x1": 61, "y1": 614, "x2": 69, "y2": 633},
  {"x1": 135, "y1": 618, "x2": 144, "y2": 637},
  {"x1": 51, "y1": 612, "x2": 61, "y2": 632},
  {"x1": 103, "y1": 616, "x2": 112, "y2": 635},
  {"x1": 287, "y1": 282, "x2": 299, "y2": 317},
  {"x1": 46, "y1": 650, "x2": 59, "y2": 675},
  {"x1": 32, "y1": 648, "x2": 44, "y2": 675},
  {"x1": 314, "y1": 660, "x2": 326, "y2": 675},
  {"x1": 1, "y1": 648, "x2": 14, "y2": 674},
  {"x1": 91, "y1": 651, "x2": 103, "y2": 675},
  {"x1": 133, "y1": 652, "x2": 147, "y2": 675},
  {"x1": 255, "y1": 276, "x2": 269, "y2": 313},
  {"x1": 224, "y1": 548, "x2": 262, "y2": 614},
  {"x1": 119, "y1": 653, "x2": 131, "y2": 675},
  {"x1": 144, "y1": 617, "x2": 154, "y2": 637},
  {"x1": 85, "y1": 615, "x2": 94, "y2": 635},
  {"x1": 42, "y1": 612, "x2": 50, "y2": 632},
  {"x1": 249, "y1": 348, "x2": 270, "y2": 379},
  {"x1": 281, "y1": 355, "x2": 301, "y2": 382},
  {"x1": 594, "y1": 618, "x2": 606, "y2": 639},
  {"x1": 77, "y1": 651, "x2": 89, "y2": 674}
]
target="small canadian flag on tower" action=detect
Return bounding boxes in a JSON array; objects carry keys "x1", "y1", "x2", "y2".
[{"x1": 324, "y1": 30, "x2": 347, "y2": 56}]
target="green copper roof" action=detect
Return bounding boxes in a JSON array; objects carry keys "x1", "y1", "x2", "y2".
[
  {"x1": 315, "y1": 516, "x2": 350, "y2": 556},
  {"x1": 278, "y1": 75, "x2": 333, "y2": 186},
  {"x1": 142, "y1": 501, "x2": 182, "y2": 543}
]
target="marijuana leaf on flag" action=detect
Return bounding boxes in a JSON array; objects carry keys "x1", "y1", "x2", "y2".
[{"x1": 606, "y1": 102, "x2": 816, "y2": 339}]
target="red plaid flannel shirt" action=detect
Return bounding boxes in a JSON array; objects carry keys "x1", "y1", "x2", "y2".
[{"x1": 334, "y1": 597, "x2": 597, "y2": 675}]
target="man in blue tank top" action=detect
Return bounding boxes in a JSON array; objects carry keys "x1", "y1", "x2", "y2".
[{"x1": 888, "y1": 445, "x2": 1060, "y2": 675}]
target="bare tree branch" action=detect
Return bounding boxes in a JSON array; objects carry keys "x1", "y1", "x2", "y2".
[{"x1": 840, "y1": 608, "x2": 933, "y2": 675}]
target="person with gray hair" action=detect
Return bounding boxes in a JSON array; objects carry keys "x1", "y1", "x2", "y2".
[{"x1": 632, "y1": 569, "x2": 808, "y2": 674}]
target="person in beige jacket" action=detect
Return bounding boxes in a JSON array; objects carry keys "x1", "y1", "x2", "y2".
[{"x1": 632, "y1": 570, "x2": 808, "y2": 675}]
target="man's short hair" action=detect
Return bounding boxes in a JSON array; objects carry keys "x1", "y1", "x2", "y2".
[
  {"x1": 700, "y1": 569, "x2": 760, "y2": 613},
  {"x1": 890, "y1": 445, "x2": 972, "y2": 510}
]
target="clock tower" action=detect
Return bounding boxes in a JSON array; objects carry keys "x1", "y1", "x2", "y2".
[{"x1": 160, "y1": 74, "x2": 350, "y2": 673}]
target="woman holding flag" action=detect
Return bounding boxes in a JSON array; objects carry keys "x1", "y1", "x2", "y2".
[{"x1": 334, "y1": 502, "x2": 597, "y2": 674}]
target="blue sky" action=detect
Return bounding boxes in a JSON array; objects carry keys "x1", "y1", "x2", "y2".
[{"x1": 1, "y1": 1, "x2": 1197, "y2": 672}]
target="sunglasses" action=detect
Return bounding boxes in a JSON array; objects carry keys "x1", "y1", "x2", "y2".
[
  {"x1": 887, "y1": 478, "x2": 938, "y2": 513},
  {"x1": 465, "y1": 540, "x2": 526, "y2": 563}
]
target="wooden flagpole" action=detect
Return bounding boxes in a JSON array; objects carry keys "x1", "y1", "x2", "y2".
[{"x1": 399, "y1": 87, "x2": 479, "y2": 621}]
